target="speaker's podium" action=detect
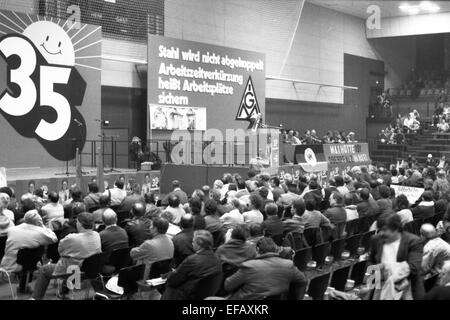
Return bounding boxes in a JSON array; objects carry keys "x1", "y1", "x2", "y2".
[{"x1": 247, "y1": 126, "x2": 282, "y2": 175}]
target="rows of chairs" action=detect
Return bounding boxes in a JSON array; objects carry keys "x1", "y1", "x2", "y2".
[
  {"x1": 292, "y1": 230, "x2": 375, "y2": 272},
  {"x1": 404, "y1": 213, "x2": 444, "y2": 236},
  {"x1": 261, "y1": 216, "x2": 378, "y2": 300}
]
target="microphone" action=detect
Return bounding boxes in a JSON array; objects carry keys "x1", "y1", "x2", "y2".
[{"x1": 74, "y1": 118, "x2": 82, "y2": 126}]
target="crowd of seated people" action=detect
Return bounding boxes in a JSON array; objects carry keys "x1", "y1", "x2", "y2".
[
  {"x1": 282, "y1": 129, "x2": 358, "y2": 145},
  {"x1": 432, "y1": 101, "x2": 450, "y2": 133},
  {"x1": 377, "y1": 109, "x2": 424, "y2": 145},
  {"x1": 2, "y1": 162, "x2": 450, "y2": 300}
]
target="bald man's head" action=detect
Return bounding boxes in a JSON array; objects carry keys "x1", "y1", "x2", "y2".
[
  {"x1": 180, "y1": 213, "x2": 194, "y2": 229},
  {"x1": 102, "y1": 208, "x2": 117, "y2": 226},
  {"x1": 420, "y1": 223, "x2": 437, "y2": 240},
  {"x1": 132, "y1": 202, "x2": 146, "y2": 217}
]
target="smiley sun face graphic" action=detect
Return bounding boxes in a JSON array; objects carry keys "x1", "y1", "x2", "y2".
[{"x1": 22, "y1": 21, "x2": 75, "y2": 66}]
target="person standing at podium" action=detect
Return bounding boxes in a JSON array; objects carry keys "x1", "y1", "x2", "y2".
[{"x1": 247, "y1": 112, "x2": 263, "y2": 131}]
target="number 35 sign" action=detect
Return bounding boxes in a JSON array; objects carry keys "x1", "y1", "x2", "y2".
[{"x1": 0, "y1": 11, "x2": 101, "y2": 162}]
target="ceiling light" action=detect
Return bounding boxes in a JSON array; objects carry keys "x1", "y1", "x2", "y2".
[
  {"x1": 420, "y1": 1, "x2": 433, "y2": 10},
  {"x1": 408, "y1": 7, "x2": 420, "y2": 14},
  {"x1": 399, "y1": 2, "x2": 440, "y2": 14},
  {"x1": 428, "y1": 6, "x2": 440, "y2": 13},
  {"x1": 399, "y1": 3, "x2": 410, "y2": 11}
]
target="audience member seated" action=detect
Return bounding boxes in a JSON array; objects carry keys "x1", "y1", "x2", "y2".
[
  {"x1": 269, "y1": 177, "x2": 284, "y2": 203},
  {"x1": 188, "y1": 197, "x2": 206, "y2": 230},
  {"x1": 436, "y1": 156, "x2": 449, "y2": 171},
  {"x1": 161, "y1": 211, "x2": 181, "y2": 239},
  {"x1": 64, "y1": 187, "x2": 84, "y2": 206},
  {"x1": 41, "y1": 192, "x2": 64, "y2": 227},
  {"x1": 243, "y1": 194, "x2": 264, "y2": 225},
  {"x1": 102, "y1": 181, "x2": 126, "y2": 208},
  {"x1": 93, "y1": 195, "x2": 110, "y2": 224},
  {"x1": 162, "y1": 180, "x2": 188, "y2": 206},
  {"x1": 282, "y1": 198, "x2": 305, "y2": 234},
  {"x1": 223, "y1": 237, "x2": 306, "y2": 300},
  {"x1": 219, "y1": 199, "x2": 244, "y2": 230},
  {"x1": 412, "y1": 191, "x2": 435, "y2": 220},
  {"x1": 424, "y1": 260, "x2": 450, "y2": 300},
  {"x1": 356, "y1": 188, "x2": 376, "y2": 217},
  {"x1": 172, "y1": 214, "x2": 195, "y2": 267},
  {"x1": 119, "y1": 183, "x2": 145, "y2": 214},
  {"x1": 261, "y1": 203, "x2": 283, "y2": 237},
  {"x1": 203, "y1": 199, "x2": 223, "y2": 234},
  {"x1": 324, "y1": 192, "x2": 347, "y2": 225},
  {"x1": 130, "y1": 217, "x2": 174, "y2": 278},
  {"x1": 164, "y1": 194, "x2": 186, "y2": 225},
  {"x1": 0, "y1": 210, "x2": 57, "y2": 279},
  {"x1": 377, "y1": 185, "x2": 393, "y2": 216},
  {"x1": 276, "y1": 182, "x2": 297, "y2": 207},
  {"x1": 420, "y1": 224, "x2": 450, "y2": 278},
  {"x1": 302, "y1": 198, "x2": 332, "y2": 229},
  {"x1": 0, "y1": 193, "x2": 15, "y2": 225},
  {"x1": 247, "y1": 223, "x2": 264, "y2": 247},
  {"x1": 235, "y1": 178, "x2": 250, "y2": 199},
  {"x1": 302, "y1": 180, "x2": 323, "y2": 209},
  {"x1": 125, "y1": 202, "x2": 152, "y2": 247},
  {"x1": 344, "y1": 193, "x2": 359, "y2": 222},
  {"x1": 216, "y1": 225, "x2": 257, "y2": 267},
  {"x1": 32, "y1": 212, "x2": 101, "y2": 300},
  {"x1": 433, "y1": 170, "x2": 450, "y2": 194},
  {"x1": 83, "y1": 183, "x2": 101, "y2": 212},
  {"x1": 99, "y1": 209, "x2": 129, "y2": 252},
  {"x1": 395, "y1": 194, "x2": 414, "y2": 226},
  {"x1": 335, "y1": 176, "x2": 349, "y2": 196},
  {"x1": 162, "y1": 230, "x2": 222, "y2": 300},
  {"x1": 369, "y1": 213, "x2": 425, "y2": 300}
]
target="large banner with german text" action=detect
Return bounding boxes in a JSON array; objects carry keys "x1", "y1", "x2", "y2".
[
  {"x1": 147, "y1": 35, "x2": 265, "y2": 138},
  {"x1": 323, "y1": 143, "x2": 371, "y2": 170}
]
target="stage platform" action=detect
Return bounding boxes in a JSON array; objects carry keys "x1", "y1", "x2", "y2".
[{"x1": 4, "y1": 167, "x2": 160, "y2": 197}]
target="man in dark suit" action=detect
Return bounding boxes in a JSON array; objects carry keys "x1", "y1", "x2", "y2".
[
  {"x1": 369, "y1": 213, "x2": 425, "y2": 300},
  {"x1": 162, "y1": 180, "x2": 188, "y2": 206},
  {"x1": 162, "y1": 230, "x2": 222, "y2": 300},
  {"x1": 261, "y1": 203, "x2": 284, "y2": 237},
  {"x1": 99, "y1": 209, "x2": 129, "y2": 252},
  {"x1": 324, "y1": 192, "x2": 347, "y2": 225},
  {"x1": 224, "y1": 237, "x2": 307, "y2": 299},
  {"x1": 412, "y1": 191, "x2": 435, "y2": 221},
  {"x1": 124, "y1": 202, "x2": 152, "y2": 247},
  {"x1": 356, "y1": 188, "x2": 375, "y2": 217},
  {"x1": 130, "y1": 217, "x2": 174, "y2": 272},
  {"x1": 172, "y1": 214, "x2": 195, "y2": 267}
]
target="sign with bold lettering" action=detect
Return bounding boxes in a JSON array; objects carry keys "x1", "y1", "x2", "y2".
[
  {"x1": 0, "y1": 10, "x2": 101, "y2": 167},
  {"x1": 391, "y1": 185, "x2": 424, "y2": 204},
  {"x1": 147, "y1": 35, "x2": 265, "y2": 135},
  {"x1": 323, "y1": 143, "x2": 371, "y2": 169}
]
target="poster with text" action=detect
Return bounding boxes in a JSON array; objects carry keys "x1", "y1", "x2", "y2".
[
  {"x1": 147, "y1": 35, "x2": 265, "y2": 138},
  {"x1": 0, "y1": 10, "x2": 101, "y2": 167},
  {"x1": 149, "y1": 104, "x2": 207, "y2": 131}
]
